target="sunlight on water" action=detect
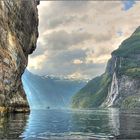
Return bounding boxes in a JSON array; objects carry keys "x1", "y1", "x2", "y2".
[
  {"x1": 1, "y1": 109, "x2": 140, "y2": 139},
  {"x1": 21, "y1": 109, "x2": 115, "y2": 140}
]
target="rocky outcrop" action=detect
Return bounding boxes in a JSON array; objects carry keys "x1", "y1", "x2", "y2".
[
  {"x1": 72, "y1": 26, "x2": 140, "y2": 109},
  {"x1": 102, "y1": 55, "x2": 140, "y2": 108},
  {"x1": 102, "y1": 27, "x2": 140, "y2": 108},
  {"x1": 0, "y1": 1, "x2": 39, "y2": 112}
]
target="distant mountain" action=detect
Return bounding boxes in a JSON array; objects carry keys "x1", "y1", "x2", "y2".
[
  {"x1": 72, "y1": 26, "x2": 140, "y2": 109},
  {"x1": 22, "y1": 70, "x2": 87, "y2": 109}
]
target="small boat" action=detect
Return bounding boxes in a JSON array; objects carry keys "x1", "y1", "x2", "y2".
[{"x1": 47, "y1": 106, "x2": 50, "y2": 109}]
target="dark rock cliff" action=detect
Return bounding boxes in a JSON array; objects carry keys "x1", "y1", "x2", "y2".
[
  {"x1": 0, "y1": 1, "x2": 39, "y2": 112},
  {"x1": 72, "y1": 26, "x2": 140, "y2": 109}
]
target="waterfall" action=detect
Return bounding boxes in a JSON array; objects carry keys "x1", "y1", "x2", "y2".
[
  {"x1": 107, "y1": 72, "x2": 119, "y2": 107},
  {"x1": 119, "y1": 57, "x2": 122, "y2": 68},
  {"x1": 104, "y1": 58, "x2": 119, "y2": 107}
]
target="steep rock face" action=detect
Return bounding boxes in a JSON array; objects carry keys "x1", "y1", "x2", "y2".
[
  {"x1": 0, "y1": 1, "x2": 39, "y2": 112},
  {"x1": 72, "y1": 26, "x2": 140, "y2": 109}
]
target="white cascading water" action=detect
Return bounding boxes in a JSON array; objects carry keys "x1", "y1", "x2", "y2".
[{"x1": 106, "y1": 58, "x2": 119, "y2": 107}]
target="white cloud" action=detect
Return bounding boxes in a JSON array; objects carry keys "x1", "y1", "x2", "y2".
[
  {"x1": 73, "y1": 59, "x2": 83, "y2": 64},
  {"x1": 28, "y1": 1, "x2": 140, "y2": 79},
  {"x1": 28, "y1": 55, "x2": 45, "y2": 71}
]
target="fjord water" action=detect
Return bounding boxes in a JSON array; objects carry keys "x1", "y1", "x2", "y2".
[{"x1": 0, "y1": 109, "x2": 140, "y2": 140}]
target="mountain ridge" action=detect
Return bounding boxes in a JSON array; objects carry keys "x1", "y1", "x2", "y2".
[
  {"x1": 22, "y1": 70, "x2": 87, "y2": 109},
  {"x1": 72, "y1": 26, "x2": 140, "y2": 109}
]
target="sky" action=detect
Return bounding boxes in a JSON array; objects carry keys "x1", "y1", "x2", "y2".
[{"x1": 27, "y1": 0, "x2": 140, "y2": 80}]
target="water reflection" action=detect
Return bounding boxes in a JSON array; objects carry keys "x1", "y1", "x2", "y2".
[
  {"x1": 108, "y1": 108, "x2": 120, "y2": 136},
  {"x1": 1, "y1": 109, "x2": 140, "y2": 139},
  {"x1": 0, "y1": 113, "x2": 28, "y2": 140},
  {"x1": 22, "y1": 109, "x2": 140, "y2": 139},
  {"x1": 117, "y1": 109, "x2": 140, "y2": 139}
]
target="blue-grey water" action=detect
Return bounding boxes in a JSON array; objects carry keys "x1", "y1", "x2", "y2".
[{"x1": 0, "y1": 109, "x2": 140, "y2": 140}]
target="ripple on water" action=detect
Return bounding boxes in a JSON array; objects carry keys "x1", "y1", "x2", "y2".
[
  {"x1": 1, "y1": 109, "x2": 140, "y2": 139},
  {"x1": 22, "y1": 132, "x2": 115, "y2": 140}
]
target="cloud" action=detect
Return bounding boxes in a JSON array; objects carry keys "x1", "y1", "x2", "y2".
[
  {"x1": 28, "y1": 48, "x2": 106, "y2": 79},
  {"x1": 73, "y1": 59, "x2": 83, "y2": 64},
  {"x1": 42, "y1": 30, "x2": 92, "y2": 51},
  {"x1": 47, "y1": 16, "x2": 76, "y2": 29},
  {"x1": 38, "y1": 1, "x2": 90, "y2": 32},
  {"x1": 28, "y1": 1, "x2": 140, "y2": 79},
  {"x1": 28, "y1": 55, "x2": 45, "y2": 71},
  {"x1": 46, "y1": 49, "x2": 87, "y2": 64}
]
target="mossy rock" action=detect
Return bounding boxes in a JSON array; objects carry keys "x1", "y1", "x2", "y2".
[{"x1": 121, "y1": 96, "x2": 140, "y2": 109}]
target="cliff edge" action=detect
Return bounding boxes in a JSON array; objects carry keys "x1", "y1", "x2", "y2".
[
  {"x1": 0, "y1": 0, "x2": 39, "y2": 112},
  {"x1": 72, "y1": 26, "x2": 140, "y2": 109}
]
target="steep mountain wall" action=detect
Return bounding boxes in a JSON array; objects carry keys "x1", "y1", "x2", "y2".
[
  {"x1": 72, "y1": 26, "x2": 140, "y2": 109},
  {"x1": 0, "y1": 1, "x2": 39, "y2": 112}
]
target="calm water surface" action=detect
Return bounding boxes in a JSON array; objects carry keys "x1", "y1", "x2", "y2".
[{"x1": 0, "y1": 109, "x2": 140, "y2": 140}]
